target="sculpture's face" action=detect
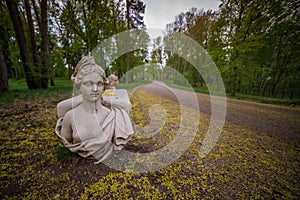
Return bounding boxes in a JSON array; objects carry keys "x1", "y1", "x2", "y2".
[{"x1": 80, "y1": 72, "x2": 104, "y2": 102}]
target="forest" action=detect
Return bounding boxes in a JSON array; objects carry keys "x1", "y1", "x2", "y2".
[{"x1": 0, "y1": 0, "x2": 299, "y2": 99}]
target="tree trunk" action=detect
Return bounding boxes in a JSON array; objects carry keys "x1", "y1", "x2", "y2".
[
  {"x1": 271, "y1": 82, "x2": 279, "y2": 98},
  {"x1": 6, "y1": 0, "x2": 36, "y2": 89},
  {"x1": 289, "y1": 90, "x2": 294, "y2": 100},
  {"x1": 237, "y1": 80, "x2": 241, "y2": 93},
  {"x1": 271, "y1": 65, "x2": 286, "y2": 98},
  {"x1": 24, "y1": 0, "x2": 39, "y2": 70},
  {"x1": 0, "y1": 43, "x2": 9, "y2": 94},
  {"x1": 230, "y1": 66, "x2": 237, "y2": 96},
  {"x1": 259, "y1": 79, "x2": 266, "y2": 95},
  {"x1": 0, "y1": 18, "x2": 12, "y2": 79},
  {"x1": 281, "y1": 79, "x2": 287, "y2": 99},
  {"x1": 39, "y1": 0, "x2": 50, "y2": 88},
  {"x1": 125, "y1": 0, "x2": 131, "y2": 84},
  {"x1": 50, "y1": 78, "x2": 55, "y2": 86}
]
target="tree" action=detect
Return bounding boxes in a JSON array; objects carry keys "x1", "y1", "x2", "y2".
[
  {"x1": 24, "y1": 0, "x2": 39, "y2": 72},
  {"x1": 125, "y1": 0, "x2": 146, "y2": 83},
  {"x1": 6, "y1": 0, "x2": 37, "y2": 89},
  {"x1": 39, "y1": 0, "x2": 52, "y2": 87},
  {"x1": 28, "y1": 0, "x2": 52, "y2": 88},
  {"x1": 164, "y1": 8, "x2": 215, "y2": 87},
  {"x1": 151, "y1": 36, "x2": 164, "y2": 66},
  {"x1": 0, "y1": 1, "x2": 10, "y2": 93},
  {"x1": 58, "y1": 0, "x2": 121, "y2": 75},
  {"x1": 0, "y1": 43, "x2": 8, "y2": 94},
  {"x1": 265, "y1": 0, "x2": 300, "y2": 97},
  {"x1": 209, "y1": 0, "x2": 270, "y2": 96},
  {"x1": 5, "y1": 0, "x2": 54, "y2": 89},
  {"x1": 208, "y1": 0, "x2": 300, "y2": 98}
]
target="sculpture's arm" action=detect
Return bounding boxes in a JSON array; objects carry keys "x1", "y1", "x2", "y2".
[
  {"x1": 61, "y1": 111, "x2": 73, "y2": 143},
  {"x1": 57, "y1": 95, "x2": 83, "y2": 118}
]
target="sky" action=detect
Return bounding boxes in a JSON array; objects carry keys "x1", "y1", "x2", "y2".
[{"x1": 142, "y1": 0, "x2": 220, "y2": 39}]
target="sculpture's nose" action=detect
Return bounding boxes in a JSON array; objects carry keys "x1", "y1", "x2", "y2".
[{"x1": 92, "y1": 84, "x2": 98, "y2": 92}]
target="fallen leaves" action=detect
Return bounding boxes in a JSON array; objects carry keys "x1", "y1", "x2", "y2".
[{"x1": 0, "y1": 88, "x2": 299, "y2": 198}]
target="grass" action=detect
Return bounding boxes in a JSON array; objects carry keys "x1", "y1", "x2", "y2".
[
  {"x1": 164, "y1": 81, "x2": 210, "y2": 94},
  {"x1": 1, "y1": 78, "x2": 299, "y2": 106},
  {"x1": 0, "y1": 78, "x2": 151, "y2": 106},
  {"x1": 117, "y1": 80, "x2": 152, "y2": 89},
  {"x1": 164, "y1": 81, "x2": 300, "y2": 106},
  {"x1": 8, "y1": 77, "x2": 72, "y2": 90},
  {"x1": 230, "y1": 92, "x2": 300, "y2": 106},
  {"x1": 0, "y1": 78, "x2": 73, "y2": 105}
]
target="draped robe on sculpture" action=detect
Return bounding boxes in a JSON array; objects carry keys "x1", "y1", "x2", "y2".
[{"x1": 55, "y1": 95, "x2": 134, "y2": 163}]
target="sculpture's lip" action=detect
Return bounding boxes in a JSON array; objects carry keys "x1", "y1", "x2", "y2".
[{"x1": 90, "y1": 93, "x2": 100, "y2": 97}]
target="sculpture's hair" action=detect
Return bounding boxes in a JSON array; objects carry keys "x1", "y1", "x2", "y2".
[{"x1": 71, "y1": 56, "x2": 107, "y2": 90}]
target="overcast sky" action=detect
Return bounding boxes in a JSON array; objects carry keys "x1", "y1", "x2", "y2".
[{"x1": 142, "y1": 0, "x2": 220, "y2": 38}]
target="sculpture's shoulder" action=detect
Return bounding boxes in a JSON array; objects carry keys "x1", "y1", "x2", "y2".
[
  {"x1": 103, "y1": 89, "x2": 131, "y2": 114},
  {"x1": 62, "y1": 108, "x2": 79, "y2": 127},
  {"x1": 57, "y1": 95, "x2": 82, "y2": 118},
  {"x1": 101, "y1": 105, "x2": 114, "y2": 118}
]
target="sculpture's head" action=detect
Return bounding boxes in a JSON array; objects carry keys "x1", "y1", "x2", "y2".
[
  {"x1": 107, "y1": 73, "x2": 119, "y2": 89},
  {"x1": 71, "y1": 56, "x2": 107, "y2": 90}
]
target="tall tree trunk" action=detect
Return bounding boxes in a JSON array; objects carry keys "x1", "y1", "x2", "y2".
[
  {"x1": 39, "y1": 0, "x2": 50, "y2": 88},
  {"x1": 24, "y1": 0, "x2": 39, "y2": 70},
  {"x1": 271, "y1": 57, "x2": 286, "y2": 98},
  {"x1": 259, "y1": 79, "x2": 265, "y2": 95},
  {"x1": 271, "y1": 82, "x2": 279, "y2": 98},
  {"x1": 32, "y1": 0, "x2": 51, "y2": 88},
  {"x1": 0, "y1": 16, "x2": 12, "y2": 79},
  {"x1": 230, "y1": 66, "x2": 237, "y2": 96},
  {"x1": 111, "y1": 0, "x2": 122, "y2": 79},
  {"x1": 6, "y1": 0, "x2": 36, "y2": 89},
  {"x1": 0, "y1": 43, "x2": 9, "y2": 94},
  {"x1": 125, "y1": 0, "x2": 131, "y2": 84}
]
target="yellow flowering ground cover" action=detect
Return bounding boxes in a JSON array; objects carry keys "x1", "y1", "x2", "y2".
[{"x1": 0, "y1": 88, "x2": 299, "y2": 199}]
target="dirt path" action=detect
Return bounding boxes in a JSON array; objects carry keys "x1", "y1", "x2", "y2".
[{"x1": 133, "y1": 81, "x2": 300, "y2": 146}]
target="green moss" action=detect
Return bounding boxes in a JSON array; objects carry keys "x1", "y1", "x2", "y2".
[
  {"x1": 56, "y1": 146, "x2": 78, "y2": 162},
  {"x1": 81, "y1": 172, "x2": 162, "y2": 199}
]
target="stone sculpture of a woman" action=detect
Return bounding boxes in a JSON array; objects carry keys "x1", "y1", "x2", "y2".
[{"x1": 55, "y1": 56, "x2": 134, "y2": 163}]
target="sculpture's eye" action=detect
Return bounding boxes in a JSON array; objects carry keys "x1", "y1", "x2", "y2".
[
  {"x1": 97, "y1": 81, "x2": 104, "y2": 87},
  {"x1": 83, "y1": 81, "x2": 92, "y2": 87}
]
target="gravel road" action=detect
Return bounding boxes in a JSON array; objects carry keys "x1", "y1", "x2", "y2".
[{"x1": 133, "y1": 81, "x2": 300, "y2": 147}]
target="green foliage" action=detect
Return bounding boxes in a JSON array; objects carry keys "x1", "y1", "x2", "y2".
[
  {"x1": 163, "y1": 8, "x2": 216, "y2": 88},
  {"x1": 2, "y1": 0, "x2": 299, "y2": 99},
  {"x1": 161, "y1": 1, "x2": 300, "y2": 99},
  {"x1": 2, "y1": 0, "x2": 148, "y2": 90},
  {"x1": 207, "y1": 0, "x2": 300, "y2": 97}
]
